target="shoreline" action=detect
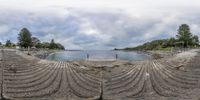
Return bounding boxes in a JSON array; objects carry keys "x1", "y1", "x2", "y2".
[
  {"x1": 34, "y1": 50, "x2": 55, "y2": 59},
  {"x1": 30, "y1": 49, "x2": 200, "y2": 71},
  {"x1": 13, "y1": 48, "x2": 200, "y2": 64},
  {"x1": 18, "y1": 49, "x2": 64, "y2": 59}
]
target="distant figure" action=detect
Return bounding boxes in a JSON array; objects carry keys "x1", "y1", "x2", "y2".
[
  {"x1": 27, "y1": 46, "x2": 31, "y2": 55},
  {"x1": 116, "y1": 54, "x2": 118, "y2": 60},
  {"x1": 87, "y1": 54, "x2": 89, "y2": 60}
]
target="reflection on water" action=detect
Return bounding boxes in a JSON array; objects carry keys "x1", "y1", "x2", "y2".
[{"x1": 46, "y1": 50, "x2": 150, "y2": 61}]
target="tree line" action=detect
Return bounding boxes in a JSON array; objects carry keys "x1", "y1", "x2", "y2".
[
  {"x1": 0, "y1": 40, "x2": 16, "y2": 48},
  {"x1": 0, "y1": 28, "x2": 65, "y2": 50},
  {"x1": 123, "y1": 24, "x2": 199, "y2": 51}
]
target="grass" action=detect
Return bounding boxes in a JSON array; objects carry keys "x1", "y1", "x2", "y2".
[{"x1": 157, "y1": 47, "x2": 173, "y2": 51}]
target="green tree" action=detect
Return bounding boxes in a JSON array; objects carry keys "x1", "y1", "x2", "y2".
[
  {"x1": 35, "y1": 43, "x2": 42, "y2": 48},
  {"x1": 49, "y1": 39, "x2": 56, "y2": 49},
  {"x1": 18, "y1": 28, "x2": 32, "y2": 48},
  {"x1": 56, "y1": 43, "x2": 65, "y2": 50},
  {"x1": 4, "y1": 40, "x2": 16, "y2": 48},
  {"x1": 5, "y1": 40, "x2": 12, "y2": 47},
  {"x1": 31, "y1": 37, "x2": 40, "y2": 47},
  {"x1": 41, "y1": 42, "x2": 50, "y2": 49},
  {"x1": 168, "y1": 37, "x2": 176, "y2": 46},
  {"x1": 176, "y1": 24, "x2": 193, "y2": 48},
  {"x1": 192, "y1": 35, "x2": 199, "y2": 46}
]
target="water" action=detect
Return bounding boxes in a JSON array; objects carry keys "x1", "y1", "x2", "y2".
[{"x1": 46, "y1": 50, "x2": 150, "y2": 61}]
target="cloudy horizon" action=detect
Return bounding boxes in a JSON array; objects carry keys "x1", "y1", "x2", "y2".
[{"x1": 0, "y1": 0, "x2": 200, "y2": 50}]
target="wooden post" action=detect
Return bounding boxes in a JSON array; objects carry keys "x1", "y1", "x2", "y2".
[
  {"x1": 28, "y1": 46, "x2": 30, "y2": 55},
  {"x1": 171, "y1": 47, "x2": 173, "y2": 56}
]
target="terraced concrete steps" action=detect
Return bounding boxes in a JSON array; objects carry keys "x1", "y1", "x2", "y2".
[{"x1": 0, "y1": 50, "x2": 200, "y2": 100}]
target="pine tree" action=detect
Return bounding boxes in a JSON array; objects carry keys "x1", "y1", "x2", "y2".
[
  {"x1": 176, "y1": 24, "x2": 193, "y2": 48},
  {"x1": 18, "y1": 28, "x2": 32, "y2": 48},
  {"x1": 49, "y1": 39, "x2": 56, "y2": 49},
  {"x1": 5, "y1": 40, "x2": 12, "y2": 47}
]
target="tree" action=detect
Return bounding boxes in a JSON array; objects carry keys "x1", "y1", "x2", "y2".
[
  {"x1": 18, "y1": 28, "x2": 32, "y2": 48},
  {"x1": 192, "y1": 35, "x2": 199, "y2": 46},
  {"x1": 31, "y1": 37, "x2": 40, "y2": 47},
  {"x1": 0, "y1": 42, "x2": 2, "y2": 46},
  {"x1": 49, "y1": 39, "x2": 56, "y2": 49},
  {"x1": 5, "y1": 40, "x2": 12, "y2": 47},
  {"x1": 35, "y1": 43, "x2": 42, "y2": 48},
  {"x1": 168, "y1": 37, "x2": 176, "y2": 46},
  {"x1": 41, "y1": 42, "x2": 50, "y2": 49},
  {"x1": 56, "y1": 43, "x2": 65, "y2": 50},
  {"x1": 176, "y1": 24, "x2": 193, "y2": 48},
  {"x1": 5, "y1": 40, "x2": 16, "y2": 48}
]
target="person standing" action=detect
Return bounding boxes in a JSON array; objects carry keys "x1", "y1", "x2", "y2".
[
  {"x1": 87, "y1": 54, "x2": 89, "y2": 60},
  {"x1": 116, "y1": 54, "x2": 118, "y2": 60}
]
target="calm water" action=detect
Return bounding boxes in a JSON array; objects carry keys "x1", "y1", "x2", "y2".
[{"x1": 46, "y1": 50, "x2": 150, "y2": 61}]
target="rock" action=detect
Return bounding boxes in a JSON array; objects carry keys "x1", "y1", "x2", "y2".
[
  {"x1": 112, "y1": 65, "x2": 120, "y2": 67},
  {"x1": 8, "y1": 64, "x2": 17, "y2": 73},
  {"x1": 152, "y1": 53, "x2": 163, "y2": 59},
  {"x1": 175, "y1": 64, "x2": 185, "y2": 71},
  {"x1": 179, "y1": 66, "x2": 185, "y2": 71}
]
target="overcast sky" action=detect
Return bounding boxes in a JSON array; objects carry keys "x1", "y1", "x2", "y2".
[{"x1": 0, "y1": 0, "x2": 200, "y2": 50}]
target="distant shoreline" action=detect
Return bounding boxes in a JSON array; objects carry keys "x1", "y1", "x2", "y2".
[{"x1": 65, "y1": 49, "x2": 82, "y2": 51}]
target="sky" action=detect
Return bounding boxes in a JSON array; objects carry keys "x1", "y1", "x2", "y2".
[{"x1": 0, "y1": 0, "x2": 200, "y2": 50}]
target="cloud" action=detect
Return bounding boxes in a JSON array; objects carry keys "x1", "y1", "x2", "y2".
[
  {"x1": 0, "y1": 0, "x2": 200, "y2": 49},
  {"x1": 0, "y1": 25, "x2": 9, "y2": 35}
]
